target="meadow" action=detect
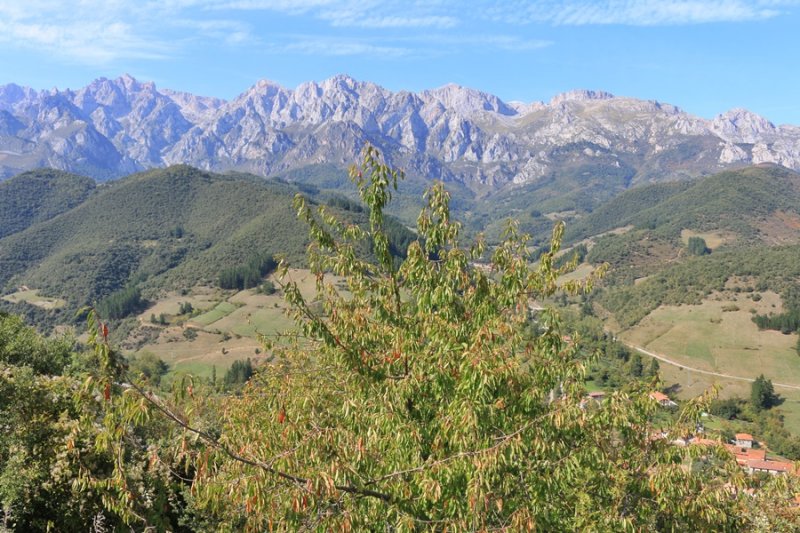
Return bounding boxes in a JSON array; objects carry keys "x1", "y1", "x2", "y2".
[
  {"x1": 617, "y1": 290, "x2": 800, "y2": 432},
  {"x1": 131, "y1": 269, "x2": 342, "y2": 378}
]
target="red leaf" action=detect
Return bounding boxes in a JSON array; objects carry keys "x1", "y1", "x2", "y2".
[{"x1": 103, "y1": 382, "x2": 111, "y2": 401}]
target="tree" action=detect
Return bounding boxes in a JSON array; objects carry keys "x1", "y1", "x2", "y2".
[
  {"x1": 0, "y1": 313, "x2": 187, "y2": 531},
  {"x1": 90, "y1": 147, "x2": 796, "y2": 530},
  {"x1": 223, "y1": 358, "x2": 253, "y2": 388},
  {"x1": 710, "y1": 398, "x2": 742, "y2": 420},
  {"x1": 646, "y1": 357, "x2": 660, "y2": 378},
  {"x1": 629, "y1": 351, "x2": 644, "y2": 377},
  {"x1": 751, "y1": 374, "x2": 778, "y2": 410},
  {"x1": 687, "y1": 236, "x2": 710, "y2": 256},
  {"x1": 128, "y1": 351, "x2": 169, "y2": 386}
]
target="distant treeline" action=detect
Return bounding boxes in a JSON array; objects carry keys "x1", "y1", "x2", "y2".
[
  {"x1": 753, "y1": 286, "x2": 800, "y2": 335},
  {"x1": 97, "y1": 284, "x2": 146, "y2": 319},
  {"x1": 752, "y1": 310, "x2": 800, "y2": 334},
  {"x1": 554, "y1": 244, "x2": 588, "y2": 269},
  {"x1": 326, "y1": 194, "x2": 416, "y2": 259},
  {"x1": 218, "y1": 254, "x2": 277, "y2": 290}
]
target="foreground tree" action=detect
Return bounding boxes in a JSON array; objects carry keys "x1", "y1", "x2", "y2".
[{"x1": 91, "y1": 147, "x2": 799, "y2": 530}]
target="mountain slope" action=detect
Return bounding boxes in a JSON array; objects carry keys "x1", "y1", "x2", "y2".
[
  {"x1": 571, "y1": 165, "x2": 800, "y2": 245},
  {"x1": 0, "y1": 169, "x2": 96, "y2": 239},
  {"x1": 0, "y1": 167, "x2": 310, "y2": 307},
  {"x1": 0, "y1": 165, "x2": 416, "y2": 315},
  {"x1": 1, "y1": 75, "x2": 799, "y2": 204}
]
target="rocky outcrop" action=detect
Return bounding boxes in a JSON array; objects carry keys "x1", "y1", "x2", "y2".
[{"x1": 1, "y1": 74, "x2": 798, "y2": 189}]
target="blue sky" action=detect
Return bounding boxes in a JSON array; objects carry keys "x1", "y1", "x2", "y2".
[{"x1": 0, "y1": 1, "x2": 798, "y2": 124}]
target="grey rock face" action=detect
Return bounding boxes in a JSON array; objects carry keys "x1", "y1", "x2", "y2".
[{"x1": 0, "y1": 74, "x2": 798, "y2": 189}]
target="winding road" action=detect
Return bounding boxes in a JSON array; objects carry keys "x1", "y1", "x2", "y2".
[{"x1": 622, "y1": 342, "x2": 800, "y2": 392}]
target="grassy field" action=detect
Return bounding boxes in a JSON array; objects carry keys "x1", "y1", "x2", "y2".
[
  {"x1": 190, "y1": 302, "x2": 241, "y2": 327},
  {"x1": 2, "y1": 288, "x2": 66, "y2": 309},
  {"x1": 131, "y1": 269, "x2": 345, "y2": 378},
  {"x1": 680, "y1": 229, "x2": 735, "y2": 250},
  {"x1": 618, "y1": 290, "x2": 800, "y2": 432},
  {"x1": 559, "y1": 263, "x2": 596, "y2": 283},
  {"x1": 137, "y1": 327, "x2": 262, "y2": 379},
  {"x1": 620, "y1": 291, "x2": 798, "y2": 381},
  {"x1": 136, "y1": 287, "x2": 221, "y2": 323}
]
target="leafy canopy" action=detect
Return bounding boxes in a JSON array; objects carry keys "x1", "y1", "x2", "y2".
[
  {"x1": 156, "y1": 146, "x2": 750, "y2": 530},
  {"x1": 86, "y1": 147, "x2": 800, "y2": 531}
]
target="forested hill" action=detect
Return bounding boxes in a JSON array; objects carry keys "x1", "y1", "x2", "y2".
[
  {"x1": 0, "y1": 165, "x2": 414, "y2": 318},
  {"x1": 567, "y1": 164, "x2": 800, "y2": 245},
  {"x1": 0, "y1": 168, "x2": 96, "y2": 239}
]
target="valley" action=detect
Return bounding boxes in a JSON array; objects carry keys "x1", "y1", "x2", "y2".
[
  {"x1": 5, "y1": 0, "x2": 800, "y2": 524},
  {"x1": 2, "y1": 89, "x2": 800, "y2": 531}
]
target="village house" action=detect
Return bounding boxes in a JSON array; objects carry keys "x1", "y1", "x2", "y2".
[
  {"x1": 649, "y1": 391, "x2": 677, "y2": 408},
  {"x1": 579, "y1": 391, "x2": 606, "y2": 410},
  {"x1": 724, "y1": 444, "x2": 767, "y2": 465},
  {"x1": 746, "y1": 459, "x2": 797, "y2": 476},
  {"x1": 735, "y1": 433, "x2": 755, "y2": 449}
]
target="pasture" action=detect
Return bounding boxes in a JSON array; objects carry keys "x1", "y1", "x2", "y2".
[
  {"x1": 619, "y1": 290, "x2": 800, "y2": 432},
  {"x1": 2, "y1": 288, "x2": 66, "y2": 309}
]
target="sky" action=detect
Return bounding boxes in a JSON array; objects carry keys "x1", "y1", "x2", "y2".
[{"x1": 0, "y1": 0, "x2": 798, "y2": 124}]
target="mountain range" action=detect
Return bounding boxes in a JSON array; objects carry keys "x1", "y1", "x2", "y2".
[{"x1": 1, "y1": 74, "x2": 799, "y2": 192}]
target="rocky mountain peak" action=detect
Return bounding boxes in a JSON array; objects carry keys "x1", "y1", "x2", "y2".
[
  {"x1": 549, "y1": 89, "x2": 615, "y2": 106},
  {"x1": 0, "y1": 83, "x2": 38, "y2": 112},
  {"x1": 424, "y1": 84, "x2": 516, "y2": 116},
  {"x1": 0, "y1": 75, "x2": 798, "y2": 190},
  {"x1": 711, "y1": 108, "x2": 776, "y2": 143}
]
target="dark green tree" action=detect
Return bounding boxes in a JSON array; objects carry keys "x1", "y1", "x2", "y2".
[
  {"x1": 751, "y1": 374, "x2": 778, "y2": 410},
  {"x1": 629, "y1": 351, "x2": 644, "y2": 377},
  {"x1": 223, "y1": 358, "x2": 254, "y2": 387},
  {"x1": 686, "y1": 236, "x2": 710, "y2": 256},
  {"x1": 646, "y1": 357, "x2": 660, "y2": 378},
  {"x1": 128, "y1": 352, "x2": 169, "y2": 386},
  {"x1": 709, "y1": 398, "x2": 742, "y2": 420}
]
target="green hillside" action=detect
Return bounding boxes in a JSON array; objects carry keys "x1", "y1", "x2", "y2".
[
  {"x1": 0, "y1": 165, "x2": 409, "y2": 316},
  {"x1": 273, "y1": 162, "x2": 478, "y2": 227},
  {"x1": 570, "y1": 165, "x2": 800, "y2": 245},
  {"x1": 597, "y1": 244, "x2": 800, "y2": 327},
  {"x1": 0, "y1": 168, "x2": 96, "y2": 239}
]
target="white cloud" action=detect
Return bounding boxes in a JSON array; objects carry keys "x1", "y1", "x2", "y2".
[
  {"x1": 1, "y1": 0, "x2": 791, "y2": 67},
  {"x1": 0, "y1": 0, "x2": 266, "y2": 65},
  {"x1": 269, "y1": 36, "x2": 412, "y2": 57},
  {"x1": 491, "y1": 0, "x2": 797, "y2": 26},
  {"x1": 326, "y1": 14, "x2": 459, "y2": 28},
  {"x1": 0, "y1": 18, "x2": 169, "y2": 64}
]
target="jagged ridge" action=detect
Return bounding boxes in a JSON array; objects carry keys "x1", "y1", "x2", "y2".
[{"x1": 1, "y1": 74, "x2": 799, "y2": 189}]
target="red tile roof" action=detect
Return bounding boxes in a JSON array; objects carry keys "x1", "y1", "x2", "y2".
[
  {"x1": 650, "y1": 391, "x2": 671, "y2": 402},
  {"x1": 724, "y1": 445, "x2": 766, "y2": 464},
  {"x1": 746, "y1": 460, "x2": 796, "y2": 473},
  {"x1": 735, "y1": 433, "x2": 754, "y2": 441}
]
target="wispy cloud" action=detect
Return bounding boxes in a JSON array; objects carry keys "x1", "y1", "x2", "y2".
[
  {"x1": 491, "y1": 0, "x2": 797, "y2": 26},
  {"x1": 212, "y1": 0, "x2": 462, "y2": 29},
  {"x1": 325, "y1": 14, "x2": 459, "y2": 29},
  {"x1": 2, "y1": 0, "x2": 789, "y2": 68},
  {"x1": 267, "y1": 36, "x2": 413, "y2": 57},
  {"x1": 0, "y1": 18, "x2": 169, "y2": 64}
]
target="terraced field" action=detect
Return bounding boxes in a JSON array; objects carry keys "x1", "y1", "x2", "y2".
[{"x1": 131, "y1": 269, "x2": 343, "y2": 378}]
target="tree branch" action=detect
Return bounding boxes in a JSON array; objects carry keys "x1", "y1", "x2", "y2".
[{"x1": 125, "y1": 379, "x2": 394, "y2": 503}]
